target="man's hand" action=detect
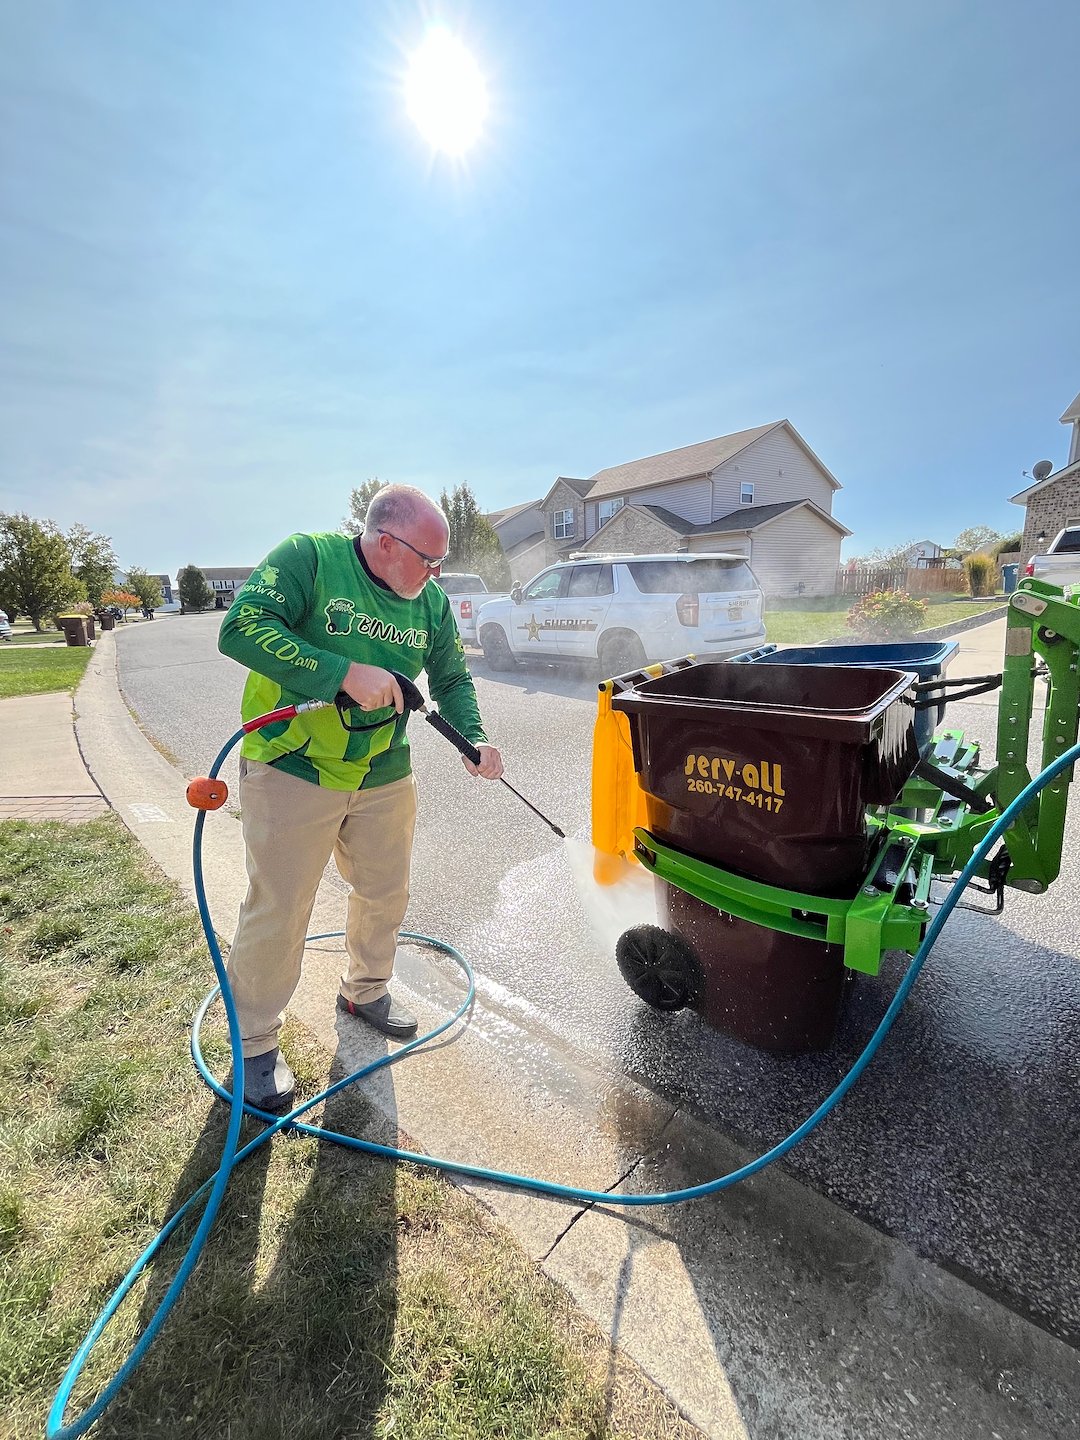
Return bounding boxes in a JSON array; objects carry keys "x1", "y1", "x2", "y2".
[
  {"x1": 463, "y1": 744, "x2": 503, "y2": 780},
  {"x1": 341, "y1": 662, "x2": 404, "y2": 714}
]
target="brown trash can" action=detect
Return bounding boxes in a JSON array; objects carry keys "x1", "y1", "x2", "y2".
[
  {"x1": 59, "y1": 616, "x2": 89, "y2": 647},
  {"x1": 98, "y1": 613, "x2": 115, "y2": 632},
  {"x1": 85, "y1": 616, "x2": 96, "y2": 640},
  {"x1": 611, "y1": 661, "x2": 919, "y2": 1051}
]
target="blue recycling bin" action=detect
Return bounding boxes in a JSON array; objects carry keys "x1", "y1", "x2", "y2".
[
  {"x1": 1002, "y1": 563, "x2": 1019, "y2": 594},
  {"x1": 729, "y1": 639, "x2": 958, "y2": 754}
]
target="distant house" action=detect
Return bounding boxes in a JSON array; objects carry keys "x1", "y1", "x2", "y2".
[
  {"x1": 1010, "y1": 389, "x2": 1080, "y2": 555},
  {"x1": 197, "y1": 567, "x2": 256, "y2": 610},
  {"x1": 536, "y1": 421, "x2": 851, "y2": 598},
  {"x1": 486, "y1": 499, "x2": 545, "y2": 583},
  {"x1": 903, "y1": 540, "x2": 945, "y2": 569}
]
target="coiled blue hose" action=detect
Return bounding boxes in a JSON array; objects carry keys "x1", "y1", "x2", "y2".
[{"x1": 48, "y1": 729, "x2": 1080, "y2": 1440}]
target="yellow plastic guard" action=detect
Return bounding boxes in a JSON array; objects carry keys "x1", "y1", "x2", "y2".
[{"x1": 591, "y1": 672, "x2": 658, "y2": 883}]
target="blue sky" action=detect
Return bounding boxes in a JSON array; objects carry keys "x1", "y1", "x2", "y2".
[{"x1": 1, "y1": 0, "x2": 1077, "y2": 574}]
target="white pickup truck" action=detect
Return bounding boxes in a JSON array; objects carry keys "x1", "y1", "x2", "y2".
[
  {"x1": 432, "y1": 573, "x2": 512, "y2": 645},
  {"x1": 476, "y1": 551, "x2": 766, "y2": 674},
  {"x1": 1024, "y1": 526, "x2": 1080, "y2": 587}
]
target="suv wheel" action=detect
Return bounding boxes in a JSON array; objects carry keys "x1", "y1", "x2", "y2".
[
  {"x1": 480, "y1": 624, "x2": 516, "y2": 671},
  {"x1": 599, "y1": 630, "x2": 646, "y2": 678}
]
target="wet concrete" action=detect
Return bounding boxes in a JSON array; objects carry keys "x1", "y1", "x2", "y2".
[{"x1": 115, "y1": 615, "x2": 1080, "y2": 1349}]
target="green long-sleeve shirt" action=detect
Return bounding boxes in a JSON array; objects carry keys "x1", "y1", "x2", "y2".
[{"x1": 218, "y1": 532, "x2": 487, "y2": 791}]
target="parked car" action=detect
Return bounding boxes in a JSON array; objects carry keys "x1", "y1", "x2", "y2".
[
  {"x1": 0, "y1": 609, "x2": 11, "y2": 642},
  {"x1": 1024, "y1": 525, "x2": 1080, "y2": 587},
  {"x1": 431, "y1": 572, "x2": 513, "y2": 645},
  {"x1": 476, "y1": 552, "x2": 766, "y2": 674}
]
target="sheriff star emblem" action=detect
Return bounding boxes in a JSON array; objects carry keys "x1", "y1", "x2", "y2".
[{"x1": 524, "y1": 612, "x2": 543, "y2": 641}]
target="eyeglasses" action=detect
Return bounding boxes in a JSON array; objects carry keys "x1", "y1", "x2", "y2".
[{"x1": 376, "y1": 529, "x2": 450, "y2": 571}]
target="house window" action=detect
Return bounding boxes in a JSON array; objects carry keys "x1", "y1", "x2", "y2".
[
  {"x1": 740, "y1": 482, "x2": 755, "y2": 505},
  {"x1": 597, "y1": 497, "x2": 624, "y2": 526},
  {"x1": 552, "y1": 508, "x2": 575, "y2": 540}
]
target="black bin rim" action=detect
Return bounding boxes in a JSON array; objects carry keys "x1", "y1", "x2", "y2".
[{"x1": 612, "y1": 661, "x2": 918, "y2": 725}]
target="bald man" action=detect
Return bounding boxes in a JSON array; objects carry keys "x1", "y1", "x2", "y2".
[{"x1": 218, "y1": 485, "x2": 503, "y2": 1112}]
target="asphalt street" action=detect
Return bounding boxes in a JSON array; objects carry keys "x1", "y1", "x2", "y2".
[{"x1": 115, "y1": 611, "x2": 1080, "y2": 1349}]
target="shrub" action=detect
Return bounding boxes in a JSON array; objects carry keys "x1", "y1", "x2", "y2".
[
  {"x1": 963, "y1": 552, "x2": 998, "y2": 597},
  {"x1": 846, "y1": 590, "x2": 928, "y2": 639}
]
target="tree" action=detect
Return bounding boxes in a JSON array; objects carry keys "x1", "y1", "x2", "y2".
[
  {"x1": 126, "y1": 567, "x2": 164, "y2": 612},
  {"x1": 991, "y1": 532, "x2": 1023, "y2": 559},
  {"x1": 66, "y1": 523, "x2": 118, "y2": 609},
  {"x1": 847, "y1": 540, "x2": 916, "y2": 569},
  {"x1": 0, "y1": 512, "x2": 84, "y2": 631},
  {"x1": 438, "y1": 482, "x2": 510, "y2": 587},
  {"x1": 954, "y1": 525, "x2": 1003, "y2": 556},
  {"x1": 177, "y1": 565, "x2": 214, "y2": 614},
  {"x1": 101, "y1": 588, "x2": 142, "y2": 619},
  {"x1": 340, "y1": 478, "x2": 388, "y2": 533}
]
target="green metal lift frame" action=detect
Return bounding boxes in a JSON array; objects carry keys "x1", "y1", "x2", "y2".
[{"x1": 630, "y1": 580, "x2": 1080, "y2": 977}]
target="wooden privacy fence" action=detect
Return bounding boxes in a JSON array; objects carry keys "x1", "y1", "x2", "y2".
[{"x1": 834, "y1": 566, "x2": 969, "y2": 598}]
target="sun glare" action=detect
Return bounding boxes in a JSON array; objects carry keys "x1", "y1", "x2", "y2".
[{"x1": 405, "y1": 27, "x2": 487, "y2": 156}]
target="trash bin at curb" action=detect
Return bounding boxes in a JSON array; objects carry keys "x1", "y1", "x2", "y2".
[
  {"x1": 98, "y1": 613, "x2": 115, "y2": 631},
  {"x1": 610, "y1": 661, "x2": 920, "y2": 1051},
  {"x1": 59, "y1": 616, "x2": 89, "y2": 647},
  {"x1": 1002, "y1": 563, "x2": 1020, "y2": 594}
]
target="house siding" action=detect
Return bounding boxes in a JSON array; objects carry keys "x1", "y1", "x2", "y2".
[
  {"x1": 711, "y1": 427, "x2": 836, "y2": 517},
  {"x1": 686, "y1": 533, "x2": 750, "y2": 556},
  {"x1": 507, "y1": 538, "x2": 546, "y2": 584},
  {"x1": 495, "y1": 504, "x2": 543, "y2": 550},
  {"x1": 747, "y1": 509, "x2": 842, "y2": 598},
  {"x1": 586, "y1": 476, "x2": 711, "y2": 536}
]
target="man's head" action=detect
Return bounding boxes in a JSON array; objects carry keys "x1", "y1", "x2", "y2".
[{"x1": 361, "y1": 485, "x2": 450, "y2": 600}]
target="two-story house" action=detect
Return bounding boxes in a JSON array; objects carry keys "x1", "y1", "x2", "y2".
[{"x1": 537, "y1": 421, "x2": 851, "y2": 597}]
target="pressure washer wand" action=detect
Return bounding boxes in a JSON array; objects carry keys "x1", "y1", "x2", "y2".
[{"x1": 390, "y1": 671, "x2": 566, "y2": 839}]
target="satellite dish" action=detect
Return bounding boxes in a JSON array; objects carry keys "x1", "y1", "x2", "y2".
[{"x1": 1031, "y1": 459, "x2": 1054, "y2": 482}]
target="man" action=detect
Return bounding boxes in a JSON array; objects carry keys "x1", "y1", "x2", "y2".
[{"x1": 218, "y1": 485, "x2": 503, "y2": 1112}]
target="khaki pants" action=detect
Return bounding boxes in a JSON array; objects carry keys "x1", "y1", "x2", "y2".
[{"x1": 226, "y1": 759, "x2": 418, "y2": 1057}]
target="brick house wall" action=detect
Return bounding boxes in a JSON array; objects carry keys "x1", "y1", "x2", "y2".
[
  {"x1": 1020, "y1": 468, "x2": 1080, "y2": 558},
  {"x1": 540, "y1": 481, "x2": 588, "y2": 566},
  {"x1": 580, "y1": 504, "x2": 680, "y2": 555}
]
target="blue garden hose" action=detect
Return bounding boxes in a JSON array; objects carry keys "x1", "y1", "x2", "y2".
[{"x1": 48, "y1": 727, "x2": 1080, "y2": 1440}]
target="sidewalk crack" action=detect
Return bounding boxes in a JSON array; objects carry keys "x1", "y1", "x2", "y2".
[{"x1": 541, "y1": 1107, "x2": 680, "y2": 1261}]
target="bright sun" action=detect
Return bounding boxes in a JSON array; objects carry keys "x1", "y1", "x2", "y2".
[{"x1": 405, "y1": 27, "x2": 487, "y2": 156}]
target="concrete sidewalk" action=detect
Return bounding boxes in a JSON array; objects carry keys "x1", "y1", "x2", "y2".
[
  {"x1": 4, "y1": 617, "x2": 1079, "y2": 1440},
  {"x1": 0, "y1": 689, "x2": 108, "y2": 820}
]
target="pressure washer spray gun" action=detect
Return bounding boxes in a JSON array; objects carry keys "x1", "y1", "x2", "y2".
[{"x1": 186, "y1": 670, "x2": 564, "y2": 839}]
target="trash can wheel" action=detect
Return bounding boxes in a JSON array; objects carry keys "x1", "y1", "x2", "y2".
[{"x1": 615, "y1": 924, "x2": 702, "y2": 1012}]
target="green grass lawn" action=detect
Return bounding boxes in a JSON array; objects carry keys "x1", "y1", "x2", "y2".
[
  {"x1": 0, "y1": 646, "x2": 93, "y2": 699},
  {"x1": 764, "y1": 597, "x2": 1005, "y2": 646},
  {"x1": 0, "y1": 817, "x2": 697, "y2": 1440}
]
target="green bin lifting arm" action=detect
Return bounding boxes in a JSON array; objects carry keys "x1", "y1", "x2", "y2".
[{"x1": 992, "y1": 581, "x2": 1080, "y2": 892}]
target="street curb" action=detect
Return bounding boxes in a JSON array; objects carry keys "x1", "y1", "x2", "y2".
[{"x1": 913, "y1": 602, "x2": 1009, "y2": 641}]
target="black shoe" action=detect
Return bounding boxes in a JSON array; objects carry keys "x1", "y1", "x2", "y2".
[
  {"x1": 337, "y1": 991, "x2": 418, "y2": 1038},
  {"x1": 228, "y1": 1048, "x2": 295, "y2": 1113}
]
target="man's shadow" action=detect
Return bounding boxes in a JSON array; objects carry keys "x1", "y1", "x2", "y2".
[{"x1": 96, "y1": 1054, "x2": 399, "y2": 1440}]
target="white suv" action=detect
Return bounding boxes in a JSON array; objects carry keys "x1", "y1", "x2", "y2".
[{"x1": 476, "y1": 552, "x2": 766, "y2": 674}]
